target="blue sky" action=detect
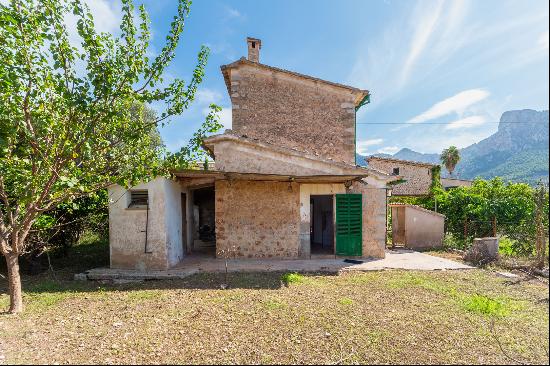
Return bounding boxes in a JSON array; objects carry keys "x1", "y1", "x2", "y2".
[{"x1": 78, "y1": 0, "x2": 549, "y2": 155}]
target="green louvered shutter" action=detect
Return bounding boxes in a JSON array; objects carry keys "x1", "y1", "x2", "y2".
[{"x1": 335, "y1": 194, "x2": 363, "y2": 256}]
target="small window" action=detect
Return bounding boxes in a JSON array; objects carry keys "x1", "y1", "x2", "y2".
[
  {"x1": 129, "y1": 190, "x2": 148, "y2": 208},
  {"x1": 252, "y1": 41, "x2": 256, "y2": 48},
  {"x1": 392, "y1": 167, "x2": 400, "y2": 175}
]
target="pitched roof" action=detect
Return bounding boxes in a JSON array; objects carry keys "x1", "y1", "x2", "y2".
[
  {"x1": 202, "y1": 133, "x2": 396, "y2": 182},
  {"x1": 367, "y1": 155, "x2": 438, "y2": 168},
  {"x1": 220, "y1": 57, "x2": 369, "y2": 107}
]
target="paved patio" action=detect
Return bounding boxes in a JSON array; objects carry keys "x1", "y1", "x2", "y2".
[{"x1": 79, "y1": 249, "x2": 472, "y2": 281}]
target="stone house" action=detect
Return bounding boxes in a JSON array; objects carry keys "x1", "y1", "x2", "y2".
[
  {"x1": 108, "y1": 37, "x2": 397, "y2": 271},
  {"x1": 366, "y1": 156, "x2": 437, "y2": 196}
]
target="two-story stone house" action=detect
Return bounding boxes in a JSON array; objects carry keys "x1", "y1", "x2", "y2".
[{"x1": 108, "y1": 38, "x2": 397, "y2": 271}]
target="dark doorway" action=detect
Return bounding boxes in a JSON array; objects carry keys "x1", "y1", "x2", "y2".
[
  {"x1": 191, "y1": 186, "x2": 216, "y2": 255},
  {"x1": 310, "y1": 195, "x2": 335, "y2": 255}
]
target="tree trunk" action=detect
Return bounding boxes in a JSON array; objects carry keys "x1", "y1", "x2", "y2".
[{"x1": 5, "y1": 252, "x2": 23, "y2": 313}]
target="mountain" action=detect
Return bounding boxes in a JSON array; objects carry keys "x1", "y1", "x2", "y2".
[{"x1": 358, "y1": 109, "x2": 549, "y2": 185}]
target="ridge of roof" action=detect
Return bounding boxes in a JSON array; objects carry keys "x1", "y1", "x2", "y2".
[
  {"x1": 220, "y1": 57, "x2": 369, "y2": 105},
  {"x1": 367, "y1": 155, "x2": 438, "y2": 168}
]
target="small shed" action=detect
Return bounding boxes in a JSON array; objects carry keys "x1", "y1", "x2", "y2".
[{"x1": 389, "y1": 203, "x2": 445, "y2": 249}]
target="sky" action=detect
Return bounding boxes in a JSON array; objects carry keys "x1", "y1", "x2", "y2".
[{"x1": 47, "y1": 0, "x2": 550, "y2": 155}]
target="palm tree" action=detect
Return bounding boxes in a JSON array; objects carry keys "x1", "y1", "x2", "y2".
[{"x1": 440, "y1": 146, "x2": 461, "y2": 177}]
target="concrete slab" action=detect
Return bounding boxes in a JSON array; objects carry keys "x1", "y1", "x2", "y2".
[
  {"x1": 80, "y1": 249, "x2": 472, "y2": 281},
  {"x1": 81, "y1": 249, "x2": 473, "y2": 280}
]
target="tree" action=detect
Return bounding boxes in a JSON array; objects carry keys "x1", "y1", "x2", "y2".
[
  {"x1": 0, "y1": 0, "x2": 220, "y2": 313},
  {"x1": 440, "y1": 146, "x2": 461, "y2": 177}
]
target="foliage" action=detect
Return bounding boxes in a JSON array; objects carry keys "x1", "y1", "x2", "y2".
[
  {"x1": 440, "y1": 146, "x2": 461, "y2": 177},
  {"x1": 0, "y1": 0, "x2": 219, "y2": 313},
  {"x1": 392, "y1": 177, "x2": 549, "y2": 256}
]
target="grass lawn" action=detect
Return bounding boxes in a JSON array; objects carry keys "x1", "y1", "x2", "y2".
[{"x1": 0, "y1": 240, "x2": 549, "y2": 364}]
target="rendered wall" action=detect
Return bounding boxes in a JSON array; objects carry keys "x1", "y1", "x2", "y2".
[
  {"x1": 403, "y1": 207, "x2": 444, "y2": 249},
  {"x1": 228, "y1": 64, "x2": 357, "y2": 164},
  {"x1": 215, "y1": 180, "x2": 301, "y2": 258},
  {"x1": 108, "y1": 177, "x2": 184, "y2": 270}
]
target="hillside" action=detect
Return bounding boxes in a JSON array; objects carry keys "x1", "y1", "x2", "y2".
[{"x1": 358, "y1": 109, "x2": 549, "y2": 185}]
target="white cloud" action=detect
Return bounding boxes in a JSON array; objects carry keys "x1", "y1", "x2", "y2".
[
  {"x1": 196, "y1": 88, "x2": 223, "y2": 105},
  {"x1": 539, "y1": 30, "x2": 549, "y2": 50},
  {"x1": 65, "y1": 0, "x2": 123, "y2": 46},
  {"x1": 377, "y1": 146, "x2": 400, "y2": 155},
  {"x1": 225, "y1": 7, "x2": 242, "y2": 19},
  {"x1": 400, "y1": 0, "x2": 445, "y2": 85},
  {"x1": 356, "y1": 138, "x2": 384, "y2": 155},
  {"x1": 444, "y1": 115, "x2": 486, "y2": 130},
  {"x1": 408, "y1": 89, "x2": 490, "y2": 123},
  {"x1": 201, "y1": 105, "x2": 232, "y2": 131}
]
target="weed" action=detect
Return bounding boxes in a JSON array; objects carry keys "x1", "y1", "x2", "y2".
[
  {"x1": 338, "y1": 298, "x2": 353, "y2": 305},
  {"x1": 281, "y1": 272, "x2": 305, "y2": 285},
  {"x1": 460, "y1": 294, "x2": 510, "y2": 317}
]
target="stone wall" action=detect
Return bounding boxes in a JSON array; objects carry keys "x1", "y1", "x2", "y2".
[
  {"x1": 350, "y1": 182, "x2": 387, "y2": 258},
  {"x1": 215, "y1": 180, "x2": 301, "y2": 258},
  {"x1": 368, "y1": 158, "x2": 433, "y2": 196},
  {"x1": 228, "y1": 64, "x2": 357, "y2": 164}
]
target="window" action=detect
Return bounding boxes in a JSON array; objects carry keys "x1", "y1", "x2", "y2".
[
  {"x1": 392, "y1": 167, "x2": 400, "y2": 175},
  {"x1": 129, "y1": 190, "x2": 148, "y2": 208},
  {"x1": 252, "y1": 41, "x2": 256, "y2": 48}
]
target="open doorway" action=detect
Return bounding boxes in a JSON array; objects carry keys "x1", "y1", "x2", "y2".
[
  {"x1": 190, "y1": 186, "x2": 216, "y2": 256},
  {"x1": 310, "y1": 195, "x2": 334, "y2": 255}
]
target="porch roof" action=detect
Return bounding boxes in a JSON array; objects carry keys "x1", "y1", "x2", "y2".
[{"x1": 173, "y1": 170, "x2": 368, "y2": 183}]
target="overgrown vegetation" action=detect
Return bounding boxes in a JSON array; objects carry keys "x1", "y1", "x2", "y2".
[{"x1": 392, "y1": 177, "x2": 549, "y2": 263}]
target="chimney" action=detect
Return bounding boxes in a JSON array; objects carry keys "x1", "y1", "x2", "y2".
[{"x1": 247, "y1": 37, "x2": 261, "y2": 63}]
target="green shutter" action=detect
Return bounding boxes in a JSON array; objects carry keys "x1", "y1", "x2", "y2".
[{"x1": 335, "y1": 194, "x2": 363, "y2": 256}]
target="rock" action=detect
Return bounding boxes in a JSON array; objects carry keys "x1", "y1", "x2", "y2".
[
  {"x1": 496, "y1": 271, "x2": 519, "y2": 279},
  {"x1": 464, "y1": 237, "x2": 499, "y2": 265}
]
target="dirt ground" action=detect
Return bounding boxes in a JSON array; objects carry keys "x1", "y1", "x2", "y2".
[{"x1": 1, "y1": 267, "x2": 548, "y2": 364}]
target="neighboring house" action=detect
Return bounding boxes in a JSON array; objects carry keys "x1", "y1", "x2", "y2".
[
  {"x1": 441, "y1": 177, "x2": 473, "y2": 190},
  {"x1": 366, "y1": 156, "x2": 436, "y2": 196},
  {"x1": 108, "y1": 37, "x2": 397, "y2": 271}
]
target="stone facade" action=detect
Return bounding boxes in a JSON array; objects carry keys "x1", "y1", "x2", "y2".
[
  {"x1": 215, "y1": 180, "x2": 301, "y2": 258},
  {"x1": 350, "y1": 182, "x2": 387, "y2": 258},
  {"x1": 223, "y1": 61, "x2": 366, "y2": 165},
  {"x1": 367, "y1": 157, "x2": 435, "y2": 196}
]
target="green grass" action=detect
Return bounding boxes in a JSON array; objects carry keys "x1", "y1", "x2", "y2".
[
  {"x1": 1, "y1": 238, "x2": 548, "y2": 364},
  {"x1": 460, "y1": 294, "x2": 510, "y2": 317},
  {"x1": 281, "y1": 272, "x2": 306, "y2": 285}
]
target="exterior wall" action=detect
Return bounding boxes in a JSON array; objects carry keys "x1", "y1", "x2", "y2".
[
  {"x1": 213, "y1": 139, "x2": 358, "y2": 176},
  {"x1": 391, "y1": 205, "x2": 444, "y2": 249},
  {"x1": 215, "y1": 180, "x2": 301, "y2": 258},
  {"x1": 164, "y1": 179, "x2": 185, "y2": 267},
  {"x1": 228, "y1": 64, "x2": 357, "y2": 164},
  {"x1": 108, "y1": 178, "x2": 184, "y2": 270},
  {"x1": 368, "y1": 159, "x2": 433, "y2": 196},
  {"x1": 298, "y1": 184, "x2": 346, "y2": 258},
  {"x1": 349, "y1": 182, "x2": 387, "y2": 258},
  {"x1": 404, "y1": 207, "x2": 444, "y2": 249}
]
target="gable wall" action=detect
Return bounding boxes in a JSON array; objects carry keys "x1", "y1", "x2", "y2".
[
  {"x1": 368, "y1": 160, "x2": 433, "y2": 196},
  {"x1": 228, "y1": 64, "x2": 357, "y2": 164}
]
